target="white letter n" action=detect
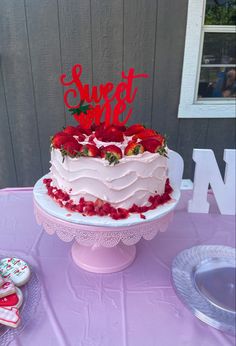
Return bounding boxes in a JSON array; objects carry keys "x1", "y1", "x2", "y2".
[{"x1": 188, "y1": 149, "x2": 235, "y2": 215}]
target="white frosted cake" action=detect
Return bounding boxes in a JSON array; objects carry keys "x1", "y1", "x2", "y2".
[{"x1": 44, "y1": 123, "x2": 172, "y2": 219}]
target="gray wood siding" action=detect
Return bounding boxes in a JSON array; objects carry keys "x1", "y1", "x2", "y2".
[
  {"x1": 0, "y1": 0, "x2": 235, "y2": 188},
  {"x1": 0, "y1": 0, "x2": 43, "y2": 186}
]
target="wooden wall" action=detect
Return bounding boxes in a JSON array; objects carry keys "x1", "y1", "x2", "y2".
[{"x1": 0, "y1": 0, "x2": 235, "y2": 188}]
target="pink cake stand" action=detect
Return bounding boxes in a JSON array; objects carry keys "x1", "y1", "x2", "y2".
[{"x1": 33, "y1": 150, "x2": 183, "y2": 273}]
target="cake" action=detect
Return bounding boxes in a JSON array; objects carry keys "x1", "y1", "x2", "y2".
[{"x1": 43, "y1": 123, "x2": 173, "y2": 220}]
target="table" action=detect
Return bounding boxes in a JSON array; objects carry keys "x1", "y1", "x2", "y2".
[{"x1": 0, "y1": 188, "x2": 235, "y2": 346}]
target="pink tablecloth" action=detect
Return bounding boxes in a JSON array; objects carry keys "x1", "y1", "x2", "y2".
[{"x1": 0, "y1": 189, "x2": 235, "y2": 346}]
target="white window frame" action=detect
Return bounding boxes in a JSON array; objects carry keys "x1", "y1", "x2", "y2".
[{"x1": 178, "y1": 0, "x2": 236, "y2": 118}]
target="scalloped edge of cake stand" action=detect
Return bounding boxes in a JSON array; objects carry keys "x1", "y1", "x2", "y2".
[{"x1": 34, "y1": 199, "x2": 174, "y2": 273}]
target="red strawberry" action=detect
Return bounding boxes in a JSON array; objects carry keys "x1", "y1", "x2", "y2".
[
  {"x1": 81, "y1": 144, "x2": 100, "y2": 157},
  {"x1": 63, "y1": 126, "x2": 78, "y2": 135},
  {"x1": 133, "y1": 129, "x2": 158, "y2": 140},
  {"x1": 149, "y1": 133, "x2": 165, "y2": 145},
  {"x1": 144, "y1": 135, "x2": 165, "y2": 146},
  {"x1": 95, "y1": 125, "x2": 124, "y2": 142},
  {"x1": 90, "y1": 123, "x2": 97, "y2": 131},
  {"x1": 109, "y1": 130, "x2": 124, "y2": 142},
  {"x1": 94, "y1": 198, "x2": 104, "y2": 208},
  {"x1": 75, "y1": 133, "x2": 86, "y2": 141},
  {"x1": 51, "y1": 132, "x2": 71, "y2": 149},
  {"x1": 165, "y1": 178, "x2": 173, "y2": 194},
  {"x1": 61, "y1": 139, "x2": 82, "y2": 157},
  {"x1": 155, "y1": 133, "x2": 166, "y2": 145},
  {"x1": 63, "y1": 126, "x2": 86, "y2": 141},
  {"x1": 109, "y1": 125, "x2": 124, "y2": 135},
  {"x1": 125, "y1": 124, "x2": 145, "y2": 136},
  {"x1": 43, "y1": 178, "x2": 52, "y2": 186},
  {"x1": 112, "y1": 124, "x2": 127, "y2": 132},
  {"x1": 140, "y1": 138, "x2": 163, "y2": 153},
  {"x1": 117, "y1": 208, "x2": 129, "y2": 219},
  {"x1": 76, "y1": 125, "x2": 92, "y2": 136},
  {"x1": 88, "y1": 134, "x2": 96, "y2": 144},
  {"x1": 124, "y1": 141, "x2": 144, "y2": 156},
  {"x1": 101, "y1": 202, "x2": 112, "y2": 214},
  {"x1": 101, "y1": 145, "x2": 122, "y2": 165}
]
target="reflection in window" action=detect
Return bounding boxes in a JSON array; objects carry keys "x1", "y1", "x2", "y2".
[
  {"x1": 205, "y1": 0, "x2": 236, "y2": 25},
  {"x1": 198, "y1": 67, "x2": 236, "y2": 98},
  {"x1": 202, "y1": 33, "x2": 236, "y2": 65},
  {"x1": 197, "y1": 0, "x2": 236, "y2": 99}
]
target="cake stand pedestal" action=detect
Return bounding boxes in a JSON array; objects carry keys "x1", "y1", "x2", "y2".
[
  {"x1": 33, "y1": 150, "x2": 183, "y2": 273},
  {"x1": 71, "y1": 242, "x2": 136, "y2": 273}
]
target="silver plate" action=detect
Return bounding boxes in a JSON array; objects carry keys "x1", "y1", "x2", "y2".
[{"x1": 171, "y1": 245, "x2": 236, "y2": 335}]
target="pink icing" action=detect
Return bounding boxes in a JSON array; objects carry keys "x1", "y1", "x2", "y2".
[{"x1": 49, "y1": 136, "x2": 168, "y2": 208}]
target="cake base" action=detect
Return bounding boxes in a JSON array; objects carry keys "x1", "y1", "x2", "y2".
[{"x1": 71, "y1": 241, "x2": 136, "y2": 273}]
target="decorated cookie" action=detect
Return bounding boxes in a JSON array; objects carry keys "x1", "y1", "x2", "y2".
[
  {"x1": 0, "y1": 306, "x2": 20, "y2": 328},
  {"x1": 0, "y1": 258, "x2": 31, "y2": 287},
  {"x1": 0, "y1": 288, "x2": 23, "y2": 309},
  {"x1": 0, "y1": 275, "x2": 4, "y2": 287},
  {"x1": 14, "y1": 288, "x2": 23, "y2": 309},
  {"x1": 0, "y1": 292, "x2": 18, "y2": 307},
  {"x1": 0, "y1": 280, "x2": 16, "y2": 298}
]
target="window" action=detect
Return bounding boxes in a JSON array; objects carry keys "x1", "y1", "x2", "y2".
[{"x1": 178, "y1": 0, "x2": 236, "y2": 118}]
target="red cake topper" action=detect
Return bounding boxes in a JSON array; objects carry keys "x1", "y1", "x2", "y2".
[{"x1": 60, "y1": 64, "x2": 148, "y2": 128}]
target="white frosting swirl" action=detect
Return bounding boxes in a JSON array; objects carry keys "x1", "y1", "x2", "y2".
[{"x1": 50, "y1": 144, "x2": 168, "y2": 208}]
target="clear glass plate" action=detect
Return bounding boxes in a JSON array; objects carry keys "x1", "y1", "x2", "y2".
[
  {"x1": 171, "y1": 245, "x2": 236, "y2": 335},
  {"x1": 0, "y1": 265, "x2": 41, "y2": 345}
]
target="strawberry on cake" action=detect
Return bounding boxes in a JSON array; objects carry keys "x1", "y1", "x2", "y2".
[{"x1": 44, "y1": 123, "x2": 173, "y2": 220}]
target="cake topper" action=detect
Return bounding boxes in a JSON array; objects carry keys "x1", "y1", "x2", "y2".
[{"x1": 60, "y1": 64, "x2": 148, "y2": 128}]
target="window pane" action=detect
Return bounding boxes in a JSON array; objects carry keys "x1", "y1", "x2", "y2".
[
  {"x1": 205, "y1": 0, "x2": 236, "y2": 25},
  {"x1": 198, "y1": 67, "x2": 236, "y2": 98},
  {"x1": 202, "y1": 33, "x2": 236, "y2": 64}
]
